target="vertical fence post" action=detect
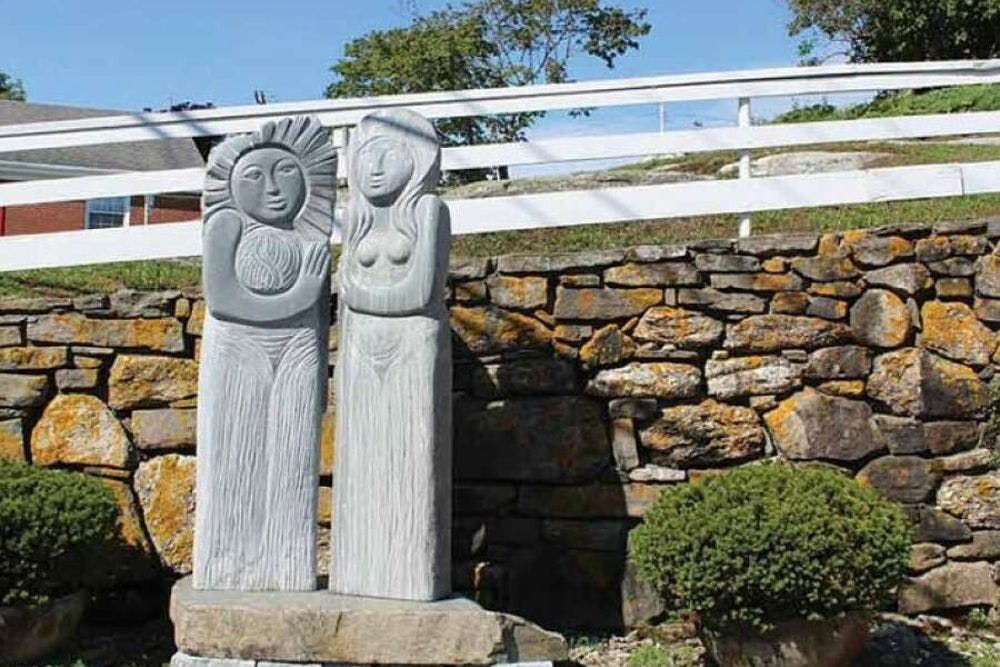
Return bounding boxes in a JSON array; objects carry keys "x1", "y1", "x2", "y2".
[
  {"x1": 659, "y1": 103, "x2": 667, "y2": 134},
  {"x1": 737, "y1": 97, "x2": 752, "y2": 238}
]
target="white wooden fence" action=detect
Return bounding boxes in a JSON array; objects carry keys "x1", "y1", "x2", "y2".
[{"x1": 1, "y1": 59, "x2": 1000, "y2": 270}]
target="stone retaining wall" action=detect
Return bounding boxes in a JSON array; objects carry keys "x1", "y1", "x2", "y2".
[{"x1": 5, "y1": 219, "x2": 1000, "y2": 630}]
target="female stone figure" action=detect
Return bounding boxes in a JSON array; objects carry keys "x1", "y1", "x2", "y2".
[
  {"x1": 194, "y1": 116, "x2": 335, "y2": 591},
  {"x1": 331, "y1": 109, "x2": 451, "y2": 601}
]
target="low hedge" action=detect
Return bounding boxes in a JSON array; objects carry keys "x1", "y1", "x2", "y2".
[
  {"x1": 0, "y1": 462, "x2": 117, "y2": 607},
  {"x1": 629, "y1": 463, "x2": 911, "y2": 633}
]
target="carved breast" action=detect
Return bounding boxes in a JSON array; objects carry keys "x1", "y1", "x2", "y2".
[{"x1": 234, "y1": 223, "x2": 302, "y2": 294}]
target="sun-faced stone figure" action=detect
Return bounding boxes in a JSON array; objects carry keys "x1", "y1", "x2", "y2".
[
  {"x1": 195, "y1": 116, "x2": 335, "y2": 591},
  {"x1": 331, "y1": 108, "x2": 451, "y2": 601}
]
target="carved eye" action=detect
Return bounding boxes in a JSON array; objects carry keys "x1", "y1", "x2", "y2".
[
  {"x1": 278, "y1": 163, "x2": 298, "y2": 176},
  {"x1": 242, "y1": 167, "x2": 263, "y2": 181}
]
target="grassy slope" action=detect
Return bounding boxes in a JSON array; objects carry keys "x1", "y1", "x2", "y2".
[{"x1": 4, "y1": 86, "x2": 1000, "y2": 297}]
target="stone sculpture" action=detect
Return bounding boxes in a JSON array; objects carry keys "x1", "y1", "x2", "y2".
[
  {"x1": 194, "y1": 115, "x2": 335, "y2": 591},
  {"x1": 331, "y1": 108, "x2": 452, "y2": 601}
]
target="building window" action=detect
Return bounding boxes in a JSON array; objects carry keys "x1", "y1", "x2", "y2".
[{"x1": 85, "y1": 197, "x2": 130, "y2": 229}]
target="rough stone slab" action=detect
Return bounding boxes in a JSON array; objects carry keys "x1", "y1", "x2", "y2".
[
  {"x1": 131, "y1": 409, "x2": 197, "y2": 450},
  {"x1": 898, "y1": 561, "x2": 998, "y2": 614},
  {"x1": 498, "y1": 249, "x2": 625, "y2": 273},
  {"x1": 170, "y1": 577, "x2": 566, "y2": 665},
  {"x1": 28, "y1": 312, "x2": 184, "y2": 352},
  {"x1": 31, "y1": 394, "x2": 130, "y2": 468},
  {"x1": 0, "y1": 373, "x2": 47, "y2": 407},
  {"x1": 736, "y1": 233, "x2": 818, "y2": 256}
]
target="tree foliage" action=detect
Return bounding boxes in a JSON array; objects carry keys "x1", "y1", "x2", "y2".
[
  {"x1": 787, "y1": 0, "x2": 1000, "y2": 64},
  {"x1": 326, "y1": 0, "x2": 650, "y2": 147},
  {"x1": 0, "y1": 70, "x2": 26, "y2": 101}
]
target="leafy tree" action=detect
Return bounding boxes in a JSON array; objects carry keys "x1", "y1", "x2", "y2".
[
  {"x1": 788, "y1": 0, "x2": 1000, "y2": 64},
  {"x1": 327, "y1": 0, "x2": 650, "y2": 150},
  {"x1": 0, "y1": 71, "x2": 25, "y2": 101}
]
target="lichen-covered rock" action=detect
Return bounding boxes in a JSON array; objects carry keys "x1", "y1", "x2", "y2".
[
  {"x1": 632, "y1": 307, "x2": 723, "y2": 348},
  {"x1": 587, "y1": 362, "x2": 701, "y2": 399},
  {"x1": 0, "y1": 373, "x2": 47, "y2": 407},
  {"x1": 867, "y1": 348, "x2": 986, "y2": 418},
  {"x1": 485, "y1": 275, "x2": 548, "y2": 310},
  {"x1": 856, "y1": 455, "x2": 941, "y2": 503},
  {"x1": 937, "y1": 471, "x2": 1000, "y2": 529},
  {"x1": 0, "y1": 418, "x2": 23, "y2": 462},
  {"x1": 0, "y1": 346, "x2": 68, "y2": 370},
  {"x1": 639, "y1": 400, "x2": 764, "y2": 468},
  {"x1": 805, "y1": 296, "x2": 847, "y2": 320},
  {"x1": 908, "y1": 543, "x2": 946, "y2": 574},
  {"x1": 450, "y1": 306, "x2": 552, "y2": 356},
  {"x1": 724, "y1": 315, "x2": 850, "y2": 352},
  {"x1": 790, "y1": 256, "x2": 860, "y2": 281},
  {"x1": 134, "y1": 453, "x2": 195, "y2": 573},
  {"x1": 705, "y1": 355, "x2": 801, "y2": 400},
  {"x1": 936, "y1": 277, "x2": 972, "y2": 298},
  {"x1": 109, "y1": 289, "x2": 180, "y2": 317},
  {"x1": 850, "y1": 289, "x2": 911, "y2": 348},
  {"x1": 603, "y1": 262, "x2": 699, "y2": 287},
  {"x1": 764, "y1": 388, "x2": 879, "y2": 461},
  {"x1": 898, "y1": 562, "x2": 998, "y2": 614},
  {"x1": 975, "y1": 251, "x2": 1000, "y2": 297},
  {"x1": 28, "y1": 312, "x2": 184, "y2": 352},
  {"x1": 579, "y1": 324, "x2": 635, "y2": 368},
  {"x1": 804, "y1": 346, "x2": 870, "y2": 379},
  {"x1": 920, "y1": 301, "x2": 994, "y2": 365},
  {"x1": 108, "y1": 355, "x2": 199, "y2": 409},
  {"x1": 770, "y1": 292, "x2": 809, "y2": 314},
  {"x1": 31, "y1": 394, "x2": 130, "y2": 467},
  {"x1": 676, "y1": 287, "x2": 765, "y2": 313},
  {"x1": 553, "y1": 287, "x2": 661, "y2": 320},
  {"x1": 709, "y1": 273, "x2": 803, "y2": 292},
  {"x1": 865, "y1": 263, "x2": 933, "y2": 295},
  {"x1": 130, "y1": 409, "x2": 196, "y2": 450},
  {"x1": 844, "y1": 232, "x2": 912, "y2": 267}
]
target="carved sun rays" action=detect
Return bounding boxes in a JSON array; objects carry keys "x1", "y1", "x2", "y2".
[{"x1": 203, "y1": 115, "x2": 337, "y2": 242}]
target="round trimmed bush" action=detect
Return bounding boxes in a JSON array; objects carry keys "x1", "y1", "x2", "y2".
[
  {"x1": 0, "y1": 461, "x2": 117, "y2": 607},
  {"x1": 628, "y1": 463, "x2": 911, "y2": 633}
]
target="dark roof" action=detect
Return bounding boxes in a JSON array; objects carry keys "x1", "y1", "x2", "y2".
[{"x1": 0, "y1": 101, "x2": 204, "y2": 171}]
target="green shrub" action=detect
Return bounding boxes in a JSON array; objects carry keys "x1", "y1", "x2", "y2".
[
  {"x1": 628, "y1": 463, "x2": 911, "y2": 634},
  {"x1": 0, "y1": 462, "x2": 117, "y2": 607}
]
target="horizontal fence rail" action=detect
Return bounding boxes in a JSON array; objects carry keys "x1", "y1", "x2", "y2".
[
  {"x1": 2, "y1": 59, "x2": 1000, "y2": 270},
  {"x1": 3, "y1": 158, "x2": 997, "y2": 271}
]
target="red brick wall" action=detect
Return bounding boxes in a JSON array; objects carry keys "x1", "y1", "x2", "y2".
[{"x1": 2, "y1": 195, "x2": 200, "y2": 236}]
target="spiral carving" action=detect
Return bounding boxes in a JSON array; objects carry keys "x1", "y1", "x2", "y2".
[{"x1": 234, "y1": 224, "x2": 302, "y2": 295}]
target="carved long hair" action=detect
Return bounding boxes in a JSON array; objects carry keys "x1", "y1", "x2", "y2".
[
  {"x1": 346, "y1": 109, "x2": 440, "y2": 252},
  {"x1": 202, "y1": 115, "x2": 337, "y2": 243}
]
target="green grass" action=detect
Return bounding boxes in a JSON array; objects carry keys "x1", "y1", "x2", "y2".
[
  {"x1": 774, "y1": 84, "x2": 1000, "y2": 124},
  {"x1": 0, "y1": 259, "x2": 200, "y2": 298}
]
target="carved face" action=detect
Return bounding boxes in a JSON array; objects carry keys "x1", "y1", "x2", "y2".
[
  {"x1": 356, "y1": 137, "x2": 413, "y2": 206},
  {"x1": 232, "y1": 147, "x2": 306, "y2": 226}
]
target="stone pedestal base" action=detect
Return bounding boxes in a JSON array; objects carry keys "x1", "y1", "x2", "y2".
[{"x1": 170, "y1": 577, "x2": 565, "y2": 666}]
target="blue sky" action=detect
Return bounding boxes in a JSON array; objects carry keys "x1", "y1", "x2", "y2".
[{"x1": 3, "y1": 0, "x2": 854, "y2": 171}]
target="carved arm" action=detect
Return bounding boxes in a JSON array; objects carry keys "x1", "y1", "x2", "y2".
[{"x1": 203, "y1": 210, "x2": 330, "y2": 324}]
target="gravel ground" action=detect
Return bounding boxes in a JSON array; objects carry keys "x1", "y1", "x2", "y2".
[{"x1": 568, "y1": 614, "x2": 1000, "y2": 667}]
